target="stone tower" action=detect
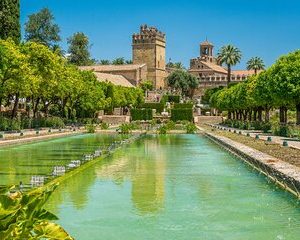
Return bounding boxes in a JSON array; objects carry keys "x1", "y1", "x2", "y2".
[
  {"x1": 200, "y1": 40, "x2": 215, "y2": 63},
  {"x1": 132, "y1": 25, "x2": 166, "y2": 89}
]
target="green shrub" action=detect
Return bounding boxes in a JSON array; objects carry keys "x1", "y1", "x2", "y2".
[
  {"x1": 131, "y1": 108, "x2": 153, "y2": 121},
  {"x1": 167, "y1": 95, "x2": 180, "y2": 103},
  {"x1": 174, "y1": 103, "x2": 193, "y2": 109},
  {"x1": 262, "y1": 122, "x2": 272, "y2": 133},
  {"x1": 186, "y1": 123, "x2": 198, "y2": 134},
  {"x1": 86, "y1": 124, "x2": 96, "y2": 133},
  {"x1": 273, "y1": 124, "x2": 290, "y2": 137},
  {"x1": 44, "y1": 117, "x2": 65, "y2": 128},
  {"x1": 157, "y1": 125, "x2": 168, "y2": 134},
  {"x1": 119, "y1": 123, "x2": 132, "y2": 134},
  {"x1": 100, "y1": 122, "x2": 109, "y2": 130},
  {"x1": 171, "y1": 109, "x2": 193, "y2": 122},
  {"x1": 0, "y1": 117, "x2": 10, "y2": 131},
  {"x1": 139, "y1": 103, "x2": 164, "y2": 113},
  {"x1": 165, "y1": 120, "x2": 176, "y2": 130}
]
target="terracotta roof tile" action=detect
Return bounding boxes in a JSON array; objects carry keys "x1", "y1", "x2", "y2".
[
  {"x1": 79, "y1": 64, "x2": 146, "y2": 72},
  {"x1": 93, "y1": 72, "x2": 135, "y2": 87}
]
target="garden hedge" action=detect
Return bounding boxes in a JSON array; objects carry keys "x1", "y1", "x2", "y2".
[
  {"x1": 131, "y1": 109, "x2": 153, "y2": 121},
  {"x1": 171, "y1": 109, "x2": 193, "y2": 122},
  {"x1": 174, "y1": 103, "x2": 193, "y2": 109},
  {"x1": 167, "y1": 95, "x2": 180, "y2": 103},
  {"x1": 139, "y1": 103, "x2": 164, "y2": 113}
]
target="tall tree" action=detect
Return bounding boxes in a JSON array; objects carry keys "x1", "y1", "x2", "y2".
[
  {"x1": 167, "y1": 70, "x2": 198, "y2": 97},
  {"x1": 0, "y1": 0, "x2": 21, "y2": 43},
  {"x1": 67, "y1": 32, "x2": 92, "y2": 66},
  {"x1": 25, "y1": 8, "x2": 61, "y2": 48},
  {"x1": 217, "y1": 45, "x2": 242, "y2": 85},
  {"x1": 247, "y1": 57, "x2": 265, "y2": 75}
]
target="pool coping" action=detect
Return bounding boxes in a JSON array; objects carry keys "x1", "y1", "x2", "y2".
[{"x1": 202, "y1": 130, "x2": 300, "y2": 198}]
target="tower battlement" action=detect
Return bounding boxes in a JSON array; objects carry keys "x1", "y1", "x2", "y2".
[
  {"x1": 132, "y1": 24, "x2": 165, "y2": 43},
  {"x1": 132, "y1": 24, "x2": 166, "y2": 89}
]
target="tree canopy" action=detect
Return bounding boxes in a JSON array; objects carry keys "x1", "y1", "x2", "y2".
[
  {"x1": 217, "y1": 45, "x2": 242, "y2": 85},
  {"x1": 25, "y1": 8, "x2": 61, "y2": 48},
  {"x1": 0, "y1": 0, "x2": 21, "y2": 43},
  {"x1": 67, "y1": 32, "x2": 92, "y2": 66}
]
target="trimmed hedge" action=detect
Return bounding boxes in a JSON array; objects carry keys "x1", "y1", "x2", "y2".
[
  {"x1": 131, "y1": 109, "x2": 153, "y2": 121},
  {"x1": 171, "y1": 108, "x2": 193, "y2": 122},
  {"x1": 174, "y1": 103, "x2": 193, "y2": 109},
  {"x1": 139, "y1": 103, "x2": 164, "y2": 113},
  {"x1": 167, "y1": 95, "x2": 180, "y2": 103}
]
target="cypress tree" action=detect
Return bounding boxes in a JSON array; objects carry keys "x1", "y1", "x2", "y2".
[{"x1": 0, "y1": 0, "x2": 21, "y2": 43}]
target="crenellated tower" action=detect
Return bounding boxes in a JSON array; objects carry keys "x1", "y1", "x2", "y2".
[{"x1": 132, "y1": 25, "x2": 166, "y2": 89}]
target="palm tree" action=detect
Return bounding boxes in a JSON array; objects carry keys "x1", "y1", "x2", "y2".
[
  {"x1": 246, "y1": 57, "x2": 265, "y2": 75},
  {"x1": 217, "y1": 45, "x2": 242, "y2": 85}
]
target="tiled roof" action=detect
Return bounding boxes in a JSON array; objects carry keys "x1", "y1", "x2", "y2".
[
  {"x1": 79, "y1": 64, "x2": 146, "y2": 72},
  {"x1": 94, "y1": 72, "x2": 135, "y2": 88},
  {"x1": 201, "y1": 61, "x2": 228, "y2": 74},
  {"x1": 232, "y1": 70, "x2": 260, "y2": 76},
  {"x1": 200, "y1": 40, "x2": 213, "y2": 46}
]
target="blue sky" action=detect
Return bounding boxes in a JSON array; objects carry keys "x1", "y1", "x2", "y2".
[{"x1": 21, "y1": 0, "x2": 300, "y2": 69}]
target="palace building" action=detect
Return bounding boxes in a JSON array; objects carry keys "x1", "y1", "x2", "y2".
[{"x1": 189, "y1": 40, "x2": 256, "y2": 96}]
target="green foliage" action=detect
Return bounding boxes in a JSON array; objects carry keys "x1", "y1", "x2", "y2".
[
  {"x1": 0, "y1": 184, "x2": 73, "y2": 239},
  {"x1": 0, "y1": 0, "x2": 20, "y2": 43},
  {"x1": 273, "y1": 124, "x2": 291, "y2": 137},
  {"x1": 140, "y1": 80, "x2": 154, "y2": 92},
  {"x1": 186, "y1": 123, "x2": 197, "y2": 134},
  {"x1": 167, "y1": 95, "x2": 181, "y2": 103},
  {"x1": 165, "y1": 120, "x2": 176, "y2": 130},
  {"x1": 166, "y1": 62, "x2": 185, "y2": 69},
  {"x1": 247, "y1": 57, "x2": 265, "y2": 74},
  {"x1": 171, "y1": 108, "x2": 193, "y2": 122},
  {"x1": 217, "y1": 45, "x2": 242, "y2": 84},
  {"x1": 174, "y1": 103, "x2": 193, "y2": 109},
  {"x1": 112, "y1": 57, "x2": 125, "y2": 65},
  {"x1": 139, "y1": 102, "x2": 164, "y2": 113},
  {"x1": 67, "y1": 32, "x2": 92, "y2": 66},
  {"x1": 157, "y1": 125, "x2": 168, "y2": 134},
  {"x1": 25, "y1": 8, "x2": 61, "y2": 47},
  {"x1": 119, "y1": 123, "x2": 132, "y2": 134},
  {"x1": 86, "y1": 123, "x2": 96, "y2": 133},
  {"x1": 166, "y1": 70, "x2": 198, "y2": 97},
  {"x1": 100, "y1": 122, "x2": 109, "y2": 130},
  {"x1": 131, "y1": 108, "x2": 153, "y2": 121}
]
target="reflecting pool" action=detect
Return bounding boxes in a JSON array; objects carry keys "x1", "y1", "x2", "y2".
[
  {"x1": 0, "y1": 134, "x2": 118, "y2": 186},
  {"x1": 46, "y1": 134, "x2": 300, "y2": 239}
]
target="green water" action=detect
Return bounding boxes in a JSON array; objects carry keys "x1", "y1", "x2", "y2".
[
  {"x1": 0, "y1": 134, "x2": 118, "y2": 186},
  {"x1": 45, "y1": 134, "x2": 300, "y2": 240}
]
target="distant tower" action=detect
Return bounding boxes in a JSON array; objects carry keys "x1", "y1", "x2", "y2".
[
  {"x1": 132, "y1": 24, "x2": 166, "y2": 89},
  {"x1": 200, "y1": 40, "x2": 214, "y2": 63}
]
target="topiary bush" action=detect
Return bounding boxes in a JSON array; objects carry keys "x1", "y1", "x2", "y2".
[
  {"x1": 167, "y1": 95, "x2": 180, "y2": 103},
  {"x1": 131, "y1": 108, "x2": 153, "y2": 121},
  {"x1": 174, "y1": 103, "x2": 193, "y2": 109},
  {"x1": 171, "y1": 109, "x2": 193, "y2": 122},
  {"x1": 139, "y1": 103, "x2": 164, "y2": 113}
]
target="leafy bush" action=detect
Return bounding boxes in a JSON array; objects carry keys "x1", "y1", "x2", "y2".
[
  {"x1": 0, "y1": 184, "x2": 73, "y2": 239},
  {"x1": 86, "y1": 124, "x2": 96, "y2": 133},
  {"x1": 171, "y1": 109, "x2": 193, "y2": 122},
  {"x1": 44, "y1": 117, "x2": 65, "y2": 128},
  {"x1": 165, "y1": 120, "x2": 176, "y2": 130},
  {"x1": 131, "y1": 108, "x2": 153, "y2": 121},
  {"x1": 167, "y1": 95, "x2": 180, "y2": 103},
  {"x1": 261, "y1": 122, "x2": 272, "y2": 133},
  {"x1": 139, "y1": 103, "x2": 164, "y2": 114},
  {"x1": 174, "y1": 103, "x2": 193, "y2": 109},
  {"x1": 100, "y1": 122, "x2": 109, "y2": 130},
  {"x1": 273, "y1": 124, "x2": 290, "y2": 137},
  {"x1": 157, "y1": 125, "x2": 168, "y2": 134},
  {"x1": 119, "y1": 123, "x2": 132, "y2": 134},
  {"x1": 186, "y1": 123, "x2": 198, "y2": 134}
]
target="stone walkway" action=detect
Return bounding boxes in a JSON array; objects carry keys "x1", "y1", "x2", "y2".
[{"x1": 209, "y1": 124, "x2": 300, "y2": 150}]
